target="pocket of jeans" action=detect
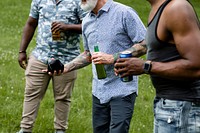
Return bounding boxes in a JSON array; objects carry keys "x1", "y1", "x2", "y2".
[{"x1": 154, "y1": 99, "x2": 183, "y2": 126}]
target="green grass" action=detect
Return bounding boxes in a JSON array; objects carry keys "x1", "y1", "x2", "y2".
[{"x1": 0, "y1": 0, "x2": 199, "y2": 133}]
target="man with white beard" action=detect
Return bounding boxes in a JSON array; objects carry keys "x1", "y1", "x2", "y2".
[{"x1": 53, "y1": 0, "x2": 146, "y2": 132}]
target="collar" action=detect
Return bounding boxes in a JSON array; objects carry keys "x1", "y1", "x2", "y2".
[
  {"x1": 90, "y1": 0, "x2": 113, "y2": 17},
  {"x1": 53, "y1": 0, "x2": 62, "y2": 5}
]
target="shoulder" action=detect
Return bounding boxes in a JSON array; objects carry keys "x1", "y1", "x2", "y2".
[
  {"x1": 112, "y1": 1, "x2": 137, "y2": 13},
  {"x1": 163, "y1": 0, "x2": 197, "y2": 31},
  {"x1": 164, "y1": 0, "x2": 195, "y2": 21},
  {"x1": 111, "y1": 1, "x2": 139, "y2": 19}
]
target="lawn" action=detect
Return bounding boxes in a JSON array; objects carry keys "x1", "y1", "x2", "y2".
[{"x1": 0, "y1": 0, "x2": 199, "y2": 133}]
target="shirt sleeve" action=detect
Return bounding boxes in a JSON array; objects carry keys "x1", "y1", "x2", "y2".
[
  {"x1": 123, "y1": 7, "x2": 147, "y2": 43},
  {"x1": 29, "y1": 0, "x2": 40, "y2": 19}
]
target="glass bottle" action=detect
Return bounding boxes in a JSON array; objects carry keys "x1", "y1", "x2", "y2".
[{"x1": 94, "y1": 46, "x2": 107, "y2": 79}]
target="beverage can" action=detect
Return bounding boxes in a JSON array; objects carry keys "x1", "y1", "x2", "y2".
[{"x1": 119, "y1": 51, "x2": 133, "y2": 82}]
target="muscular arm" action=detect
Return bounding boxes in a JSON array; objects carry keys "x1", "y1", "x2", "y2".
[
  {"x1": 150, "y1": 1, "x2": 200, "y2": 79},
  {"x1": 64, "y1": 50, "x2": 92, "y2": 73},
  {"x1": 115, "y1": 1, "x2": 200, "y2": 79}
]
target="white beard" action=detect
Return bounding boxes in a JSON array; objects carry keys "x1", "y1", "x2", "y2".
[{"x1": 80, "y1": 0, "x2": 98, "y2": 12}]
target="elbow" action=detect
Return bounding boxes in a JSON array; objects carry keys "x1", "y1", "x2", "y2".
[{"x1": 189, "y1": 66, "x2": 200, "y2": 79}]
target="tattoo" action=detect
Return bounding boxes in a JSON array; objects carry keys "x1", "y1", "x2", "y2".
[
  {"x1": 65, "y1": 51, "x2": 92, "y2": 72},
  {"x1": 124, "y1": 43, "x2": 147, "y2": 57}
]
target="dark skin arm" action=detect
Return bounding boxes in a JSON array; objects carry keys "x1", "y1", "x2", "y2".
[
  {"x1": 115, "y1": 0, "x2": 200, "y2": 79},
  {"x1": 18, "y1": 16, "x2": 38, "y2": 69},
  {"x1": 51, "y1": 21, "x2": 82, "y2": 34}
]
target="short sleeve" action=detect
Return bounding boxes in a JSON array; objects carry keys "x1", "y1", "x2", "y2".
[
  {"x1": 29, "y1": 0, "x2": 40, "y2": 19},
  {"x1": 123, "y1": 8, "x2": 147, "y2": 43}
]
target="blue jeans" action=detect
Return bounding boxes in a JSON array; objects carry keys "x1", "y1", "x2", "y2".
[
  {"x1": 153, "y1": 98, "x2": 200, "y2": 133},
  {"x1": 92, "y1": 93, "x2": 136, "y2": 133}
]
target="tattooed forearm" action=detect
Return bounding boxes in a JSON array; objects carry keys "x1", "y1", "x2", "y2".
[
  {"x1": 113, "y1": 41, "x2": 147, "y2": 62},
  {"x1": 127, "y1": 43, "x2": 147, "y2": 57},
  {"x1": 64, "y1": 51, "x2": 92, "y2": 72}
]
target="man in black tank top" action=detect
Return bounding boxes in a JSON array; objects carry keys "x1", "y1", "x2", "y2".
[{"x1": 115, "y1": 0, "x2": 200, "y2": 132}]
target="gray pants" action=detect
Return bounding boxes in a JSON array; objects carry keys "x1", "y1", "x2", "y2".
[
  {"x1": 92, "y1": 93, "x2": 136, "y2": 133},
  {"x1": 20, "y1": 56, "x2": 77, "y2": 132}
]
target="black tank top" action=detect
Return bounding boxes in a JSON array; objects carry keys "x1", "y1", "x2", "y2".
[{"x1": 146, "y1": 0, "x2": 200, "y2": 101}]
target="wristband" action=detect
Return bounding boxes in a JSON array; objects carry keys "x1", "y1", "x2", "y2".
[{"x1": 19, "y1": 51, "x2": 26, "y2": 53}]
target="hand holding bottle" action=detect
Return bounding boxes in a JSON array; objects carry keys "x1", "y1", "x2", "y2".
[{"x1": 93, "y1": 46, "x2": 107, "y2": 79}]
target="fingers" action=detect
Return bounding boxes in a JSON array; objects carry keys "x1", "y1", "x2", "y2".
[
  {"x1": 18, "y1": 53, "x2": 27, "y2": 69},
  {"x1": 91, "y1": 52, "x2": 99, "y2": 59},
  {"x1": 114, "y1": 58, "x2": 127, "y2": 68},
  {"x1": 92, "y1": 52, "x2": 113, "y2": 64},
  {"x1": 92, "y1": 52, "x2": 102, "y2": 64},
  {"x1": 114, "y1": 58, "x2": 130, "y2": 76},
  {"x1": 45, "y1": 69, "x2": 63, "y2": 76},
  {"x1": 42, "y1": 69, "x2": 48, "y2": 73},
  {"x1": 19, "y1": 60, "x2": 27, "y2": 69},
  {"x1": 22, "y1": 60, "x2": 27, "y2": 68},
  {"x1": 51, "y1": 22, "x2": 61, "y2": 33}
]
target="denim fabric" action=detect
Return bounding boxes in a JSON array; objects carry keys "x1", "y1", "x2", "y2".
[{"x1": 153, "y1": 98, "x2": 200, "y2": 133}]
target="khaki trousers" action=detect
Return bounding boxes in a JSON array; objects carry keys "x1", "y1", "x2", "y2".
[{"x1": 20, "y1": 56, "x2": 77, "y2": 132}]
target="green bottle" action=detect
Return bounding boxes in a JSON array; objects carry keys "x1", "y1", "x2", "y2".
[{"x1": 94, "y1": 46, "x2": 107, "y2": 79}]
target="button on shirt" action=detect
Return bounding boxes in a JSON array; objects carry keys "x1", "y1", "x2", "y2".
[
  {"x1": 29, "y1": 0, "x2": 86, "y2": 64},
  {"x1": 82, "y1": 0, "x2": 146, "y2": 103}
]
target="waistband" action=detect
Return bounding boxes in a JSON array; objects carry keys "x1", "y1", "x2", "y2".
[{"x1": 155, "y1": 97, "x2": 200, "y2": 107}]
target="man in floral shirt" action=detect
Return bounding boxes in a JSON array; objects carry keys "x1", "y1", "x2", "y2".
[{"x1": 17, "y1": 0, "x2": 86, "y2": 133}]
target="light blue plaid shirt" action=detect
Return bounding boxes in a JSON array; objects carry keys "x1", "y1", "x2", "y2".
[
  {"x1": 82, "y1": 0, "x2": 146, "y2": 103},
  {"x1": 29, "y1": 0, "x2": 86, "y2": 64}
]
